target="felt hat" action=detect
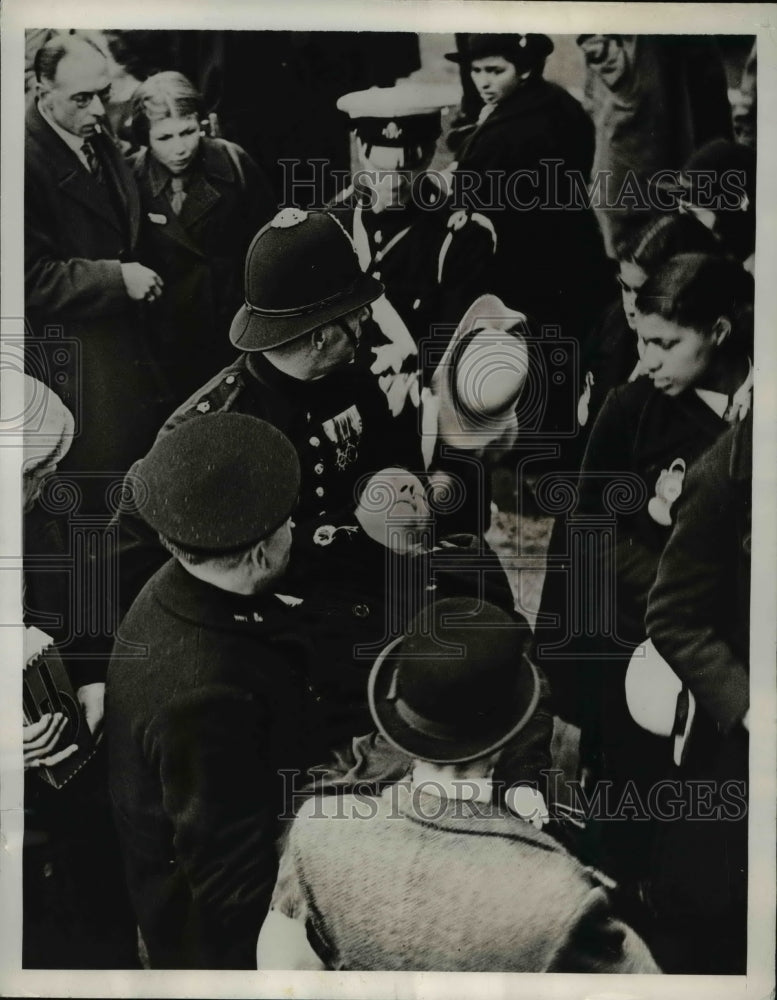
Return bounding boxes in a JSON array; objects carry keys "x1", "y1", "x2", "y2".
[
  {"x1": 132, "y1": 413, "x2": 300, "y2": 554},
  {"x1": 337, "y1": 83, "x2": 461, "y2": 160},
  {"x1": 625, "y1": 638, "x2": 696, "y2": 766},
  {"x1": 229, "y1": 209, "x2": 384, "y2": 352},
  {"x1": 368, "y1": 597, "x2": 540, "y2": 764},
  {"x1": 430, "y1": 294, "x2": 530, "y2": 451},
  {"x1": 0, "y1": 371, "x2": 75, "y2": 468},
  {"x1": 445, "y1": 33, "x2": 554, "y2": 71}
]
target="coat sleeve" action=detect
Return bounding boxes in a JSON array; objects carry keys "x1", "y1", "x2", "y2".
[
  {"x1": 24, "y1": 166, "x2": 129, "y2": 320},
  {"x1": 150, "y1": 681, "x2": 283, "y2": 969},
  {"x1": 547, "y1": 885, "x2": 660, "y2": 973},
  {"x1": 576, "y1": 386, "x2": 660, "y2": 634},
  {"x1": 646, "y1": 426, "x2": 750, "y2": 734}
]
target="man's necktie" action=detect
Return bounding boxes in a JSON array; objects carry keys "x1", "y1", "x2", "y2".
[
  {"x1": 169, "y1": 176, "x2": 187, "y2": 215},
  {"x1": 81, "y1": 140, "x2": 103, "y2": 183}
]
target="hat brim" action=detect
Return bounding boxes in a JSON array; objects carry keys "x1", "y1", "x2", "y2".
[
  {"x1": 368, "y1": 636, "x2": 541, "y2": 765},
  {"x1": 229, "y1": 273, "x2": 384, "y2": 352},
  {"x1": 430, "y1": 294, "x2": 528, "y2": 449}
]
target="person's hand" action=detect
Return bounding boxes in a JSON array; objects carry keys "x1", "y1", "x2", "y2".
[
  {"x1": 506, "y1": 785, "x2": 550, "y2": 830},
  {"x1": 121, "y1": 262, "x2": 164, "y2": 302},
  {"x1": 377, "y1": 371, "x2": 421, "y2": 417},
  {"x1": 77, "y1": 682, "x2": 105, "y2": 738},
  {"x1": 23, "y1": 714, "x2": 77, "y2": 770}
]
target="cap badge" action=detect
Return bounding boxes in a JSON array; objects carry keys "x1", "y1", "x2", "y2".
[
  {"x1": 271, "y1": 208, "x2": 308, "y2": 228},
  {"x1": 519, "y1": 35, "x2": 527, "y2": 47},
  {"x1": 382, "y1": 121, "x2": 403, "y2": 140}
]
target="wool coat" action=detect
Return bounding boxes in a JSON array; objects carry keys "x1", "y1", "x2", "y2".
[
  {"x1": 106, "y1": 559, "x2": 316, "y2": 969},
  {"x1": 25, "y1": 101, "x2": 164, "y2": 511}
]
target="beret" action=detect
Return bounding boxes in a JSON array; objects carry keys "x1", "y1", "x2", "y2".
[{"x1": 132, "y1": 413, "x2": 300, "y2": 553}]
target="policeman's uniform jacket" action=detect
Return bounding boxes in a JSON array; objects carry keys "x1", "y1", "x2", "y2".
[
  {"x1": 112, "y1": 352, "x2": 423, "y2": 621},
  {"x1": 330, "y1": 180, "x2": 497, "y2": 371},
  {"x1": 107, "y1": 558, "x2": 317, "y2": 969},
  {"x1": 25, "y1": 101, "x2": 164, "y2": 511}
]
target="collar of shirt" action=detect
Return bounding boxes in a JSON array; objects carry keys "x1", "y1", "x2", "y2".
[
  {"x1": 411, "y1": 762, "x2": 493, "y2": 804},
  {"x1": 694, "y1": 359, "x2": 753, "y2": 421},
  {"x1": 38, "y1": 102, "x2": 95, "y2": 171}
]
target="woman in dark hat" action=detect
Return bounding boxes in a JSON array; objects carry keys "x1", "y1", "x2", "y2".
[
  {"x1": 130, "y1": 71, "x2": 276, "y2": 405},
  {"x1": 445, "y1": 34, "x2": 611, "y2": 445}
]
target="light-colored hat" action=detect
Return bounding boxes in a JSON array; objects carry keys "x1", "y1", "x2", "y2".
[
  {"x1": 625, "y1": 638, "x2": 696, "y2": 766},
  {"x1": 0, "y1": 371, "x2": 75, "y2": 467},
  {"x1": 337, "y1": 83, "x2": 461, "y2": 138},
  {"x1": 430, "y1": 294, "x2": 529, "y2": 451}
]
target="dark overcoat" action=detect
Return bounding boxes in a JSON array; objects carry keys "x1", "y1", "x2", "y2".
[
  {"x1": 24, "y1": 101, "x2": 164, "y2": 510},
  {"x1": 453, "y1": 77, "x2": 611, "y2": 340},
  {"x1": 106, "y1": 559, "x2": 316, "y2": 969},
  {"x1": 131, "y1": 138, "x2": 276, "y2": 403}
]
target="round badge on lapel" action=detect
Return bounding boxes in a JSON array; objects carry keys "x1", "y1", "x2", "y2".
[{"x1": 648, "y1": 458, "x2": 686, "y2": 526}]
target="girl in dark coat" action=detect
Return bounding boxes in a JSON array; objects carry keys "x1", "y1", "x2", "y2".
[
  {"x1": 569, "y1": 253, "x2": 753, "y2": 897},
  {"x1": 130, "y1": 72, "x2": 276, "y2": 404}
]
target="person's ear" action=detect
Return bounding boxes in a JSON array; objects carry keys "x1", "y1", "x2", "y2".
[
  {"x1": 311, "y1": 327, "x2": 327, "y2": 352},
  {"x1": 711, "y1": 316, "x2": 732, "y2": 347},
  {"x1": 250, "y1": 540, "x2": 270, "y2": 573},
  {"x1": 35, "y1": 79, "x2": 50, "y2": 103}
]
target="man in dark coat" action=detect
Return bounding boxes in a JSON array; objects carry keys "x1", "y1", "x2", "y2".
[
  {"x1": 25, "y1": 34, "x2": 166, "y2": 513},
  {"x1": 106, "y1": 413, "x2": 317, "y2": 969}
]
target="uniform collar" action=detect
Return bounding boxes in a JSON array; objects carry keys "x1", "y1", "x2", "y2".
[
  {"x1": 411, "y1": 762, "x2": 492, "y2": 803},
  {"x1": 152, "y1": 558, "x2": 303, "y2": 633}
]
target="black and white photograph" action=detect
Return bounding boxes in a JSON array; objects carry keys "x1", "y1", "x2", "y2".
[{"x1": 1, "y1": 2, "x2": 775, "y2": 997}]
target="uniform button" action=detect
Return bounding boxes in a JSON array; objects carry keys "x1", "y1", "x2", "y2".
[
  {"x1": 306, "y1": 412, "x2": 312, "y2": 422},
  {"x1": 352, "y1": 603, "x2": 370, "y2": 618},
  {"x1": 225, "y1": 375, "x2": 236, "y2": 385},
  {"x1": 314, "y1": 463, "x2": 324, "y2": 475},
  {"x1": 315, "y1": 487, "x2": 325, "y2": 497},
  {"x1": 412, "y1": 298, "x2": 421, "y2": 310},
  {"x1": 309, "y1": 436, "x2": 320, "y2": 447}
]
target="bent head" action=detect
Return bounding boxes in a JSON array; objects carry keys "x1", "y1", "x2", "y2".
[
  {"x1": 130, "y1": 71, "x2": 203, "y2": 175},
  {"x1": 634, "y1": 253, "x2": 753, "y2": 396},
  {"x1": 35, "y1": 35, "x2": 111, "y2": 139}
]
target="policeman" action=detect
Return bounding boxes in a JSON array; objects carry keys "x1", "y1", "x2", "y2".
[
  {"x1": 111, "y1": 208, "x2": 423, "y2": 620},
  {"x1": 332, "y1": 84, "x2": 497, "y2": 379}
]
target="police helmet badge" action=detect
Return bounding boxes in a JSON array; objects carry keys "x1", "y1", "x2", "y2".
[{"x1": 270, "y1": 208, "x2": 308, "y2": 228}]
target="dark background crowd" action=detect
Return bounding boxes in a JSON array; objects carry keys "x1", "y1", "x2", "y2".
[{"x1": 17, "y1": 25, "x2": 758, "y2": 979}]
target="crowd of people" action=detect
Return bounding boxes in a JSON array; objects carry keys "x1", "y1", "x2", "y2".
[{"x1": 17, "y1": 27, "x2": 756, "y2": 976}]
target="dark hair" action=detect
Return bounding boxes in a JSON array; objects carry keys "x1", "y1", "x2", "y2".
[
  {"x1": 33, "y1": 32, "x2": 106, "y2": 84},
  {"x1": 635, "y1": 253, "x2": 754, "y2": 354},
  {"x1": 130, "y1": 70, "x2": 202, "y2": 146},
  {"x1": 616, "y1": 213, "x2": 720, "y2": 272}
]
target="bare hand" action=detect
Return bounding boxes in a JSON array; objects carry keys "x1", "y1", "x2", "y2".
[
  {"x1": 77, "y1": 682, "x2": 105, "y2": 737},
  {"x1": 121, "y1": 262, "x2": 164, "y2": 302},
  {"x1": 23, "y1": 713, "x2": 77, "y2": 769}
]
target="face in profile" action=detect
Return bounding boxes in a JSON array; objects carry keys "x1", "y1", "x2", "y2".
[
  {"x1": 635, "y1": 311, "x2": 726, "y2": 396},
  {"x1": 258, "y1": 516, "x2": 295, "y2": 586}
]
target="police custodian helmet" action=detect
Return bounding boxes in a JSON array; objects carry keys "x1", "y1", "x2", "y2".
[{"x1": 229, "y1": 208, "x2": 384, "y2": 352}]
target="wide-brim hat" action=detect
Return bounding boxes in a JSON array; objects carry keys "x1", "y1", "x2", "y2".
[
  {"x1": 368, "y1": 597, "x2": 540, "y2": 764},
  {"x1": 1, "y1": 371, "x2": 75, "y2": 467},
  {"x1": 337, "y1": 83, "x2": 462, "y2": 153},
  {"x1": 132, "y1": 412, "x2": 300, "y2": 554},
  {"x1": 445, "y1": 33, "x2": 554, "y2": 71},
  {"x1": 430, "y1": 294, "x2": 530, "y2": 451},
  {"x1": 229, "y1": 209, "x2": 384, "y2": 352}
]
